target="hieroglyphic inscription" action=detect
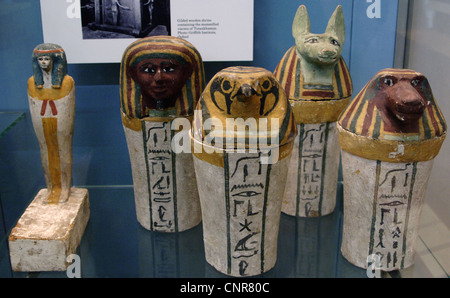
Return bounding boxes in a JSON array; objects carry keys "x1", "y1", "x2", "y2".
[
  {"x1": 144, "y1": 121, "x2": 177, "y2": 232},
  {"x1": 226, "y1": 152, "x2": 270, "y2": 276},
  {"x1": 370, "y1": 161, "x2": 417, "y2": 269},
  {"x1": 297, "y1": 123, "x2": 329, "y2": 216}
]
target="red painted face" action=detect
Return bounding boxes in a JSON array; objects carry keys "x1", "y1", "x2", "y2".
[
  {"x1": 379, "y1": 74, "x2": 427, "y2": 125},
  {"x1": 136, "y1": 58, "x2": 185, "y2": 99},
  {"x1": 133, "y1": 58, "x2": 192, "y2": 110}
]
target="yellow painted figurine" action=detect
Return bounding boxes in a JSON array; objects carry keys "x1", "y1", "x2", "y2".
[
  {"x1": 27, "y1": 43, "x2": 75, "y2": 204},
  {"x1": 8, "y1": 44, "x2": 89, "y2": 272}
]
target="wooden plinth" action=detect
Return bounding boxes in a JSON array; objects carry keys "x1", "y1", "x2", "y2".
[{"x1": 8, "y1": 188, "x2": 90, "y2": 272}]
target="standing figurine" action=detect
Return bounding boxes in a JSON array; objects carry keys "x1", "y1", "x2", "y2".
[
  {"x1": 191, "y1": 66, "x2": 296, "y2": 277},
  {"x1": 28, "y1": 43, "x2": 75, "y2": 204},
  {"x1": 9, "y1": 44, "x2": 89, "y2": 272},
  {"x1": 338, "y1": 68, "x2": 446, "y2": 271},
  {"x1": 274, "y1": 5, "x2": 352, "y2": 217},
  {"x1": 120, "y1": 36, "x2": 205, "y2": 232}
]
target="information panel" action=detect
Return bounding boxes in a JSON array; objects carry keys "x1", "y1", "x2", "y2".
[{"x1": 40, "y1": 0, "x2": 254, "y2": 63}]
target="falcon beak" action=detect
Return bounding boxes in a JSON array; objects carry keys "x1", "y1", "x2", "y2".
[
  {"x1": 235, "y1": 84, "x2": 259, "y2": 102},
  {"x1": 240, "y1": 84, "x2": 255, "y2": 97}
]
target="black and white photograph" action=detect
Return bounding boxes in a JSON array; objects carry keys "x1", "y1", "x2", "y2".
[
  {"x1": 81, "y1": 0, "x2": 171, "y2": 39},
  {"x1": 39, "y1": 0, "x2": 253, "y2": 63}
]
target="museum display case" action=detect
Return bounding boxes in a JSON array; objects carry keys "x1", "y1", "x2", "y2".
[{"x1": 0, "y1": 0, "x2": 449, "y2": 279}]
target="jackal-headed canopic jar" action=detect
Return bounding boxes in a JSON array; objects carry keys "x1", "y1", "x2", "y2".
[{"x1": 274, "y1": 5, "x2": 352, "y2": 217}]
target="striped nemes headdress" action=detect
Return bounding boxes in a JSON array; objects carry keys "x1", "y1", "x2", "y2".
[
  {"x1": 338, "y1": 68, "x2": 446, "y2": 162},
  {"x1": 120, "y1": 36, "x2": 205, "y2": 119},
  {"x1": 273, "y1": 46, "x2": 352, "y2": 123},
  {"x1": 32, "y1": 43, "x2": 68, "y2": 88}
]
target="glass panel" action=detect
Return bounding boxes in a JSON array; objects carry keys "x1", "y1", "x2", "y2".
[
  {"x1": 401, "y1": 0, "x2": 450, "y2": 277},
  {"x1": 0, "y1": 111, "x2": 446, "y2": 278},
  {"x1": 0, "y1": 112, "x2": 25, "y2": 139},
  {"x1": 0, "y1": 0, "x2": 448, "y2": 279}
]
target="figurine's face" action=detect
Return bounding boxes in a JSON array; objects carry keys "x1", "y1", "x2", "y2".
[
  {"x1": 296, "y1": 33, "x2": 342, "y2": 65},
  {"x1": 378, "y1": 74, "x2": 427, "y2": 124},
  {"x1": 135, "y1": 58, "x2": 190, "y2": 101},
  {"x1": 292, "y1": 5, "x2": 345, "y2": 66},
  {"x1": 37, "y1": 55, "x2": 52, "y2": 72}
]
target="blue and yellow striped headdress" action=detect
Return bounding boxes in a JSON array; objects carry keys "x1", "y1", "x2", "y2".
[{"x1": 120, "y1": 36, "x2": 205, "y2": 119}]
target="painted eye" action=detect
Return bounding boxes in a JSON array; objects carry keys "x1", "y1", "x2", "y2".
[
  {"x1": 331, "y1": 39, "x2": 340, "y2": 46},
  {"x1": 232, "y1": 191, "x2": 261, "y2": 197},
  {"x1": 162, "y1": 66, "x2": 175, "y2": 73},
  {"x1": 383, "y1": 77, "x2": 395, "y2": 87},
  {"x1": 141, "y1": 66, "x2": 156, "y2": 74},
  {"x1": 221, "y1": 79, "x2": 234, "y2": 93},
  {"x1": 307, "y1": 38, "x2": 318, "y2": 44},
  {"x1": 411, "y1": 79, "x2": 421, "y2": 87},
  {"x1": 261, "y1": 79, "x2": 272, "y2": 92},
  {"x1": 148, "y1": 156, "x2": 170, "y2": 161}
]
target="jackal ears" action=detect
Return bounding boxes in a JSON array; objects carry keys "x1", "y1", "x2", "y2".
[
  {"x1": 292, "y1": 5, "x2": 345, "y2": 43},
  {"x1": 326, "y1": 5, "x2": 345, "y2": 43},
  {"x1": 292, "y1": 5, "x2": 310, "y2": 39}
]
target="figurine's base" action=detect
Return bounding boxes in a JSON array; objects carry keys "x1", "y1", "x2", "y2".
[{"x1": 8, "y1": 188, "x2": 90, "y2": 272}]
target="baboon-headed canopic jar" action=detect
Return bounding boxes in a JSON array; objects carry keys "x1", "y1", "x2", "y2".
[{"x1": 337, "y1": 68, "x2": 446, "y2": 271}]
